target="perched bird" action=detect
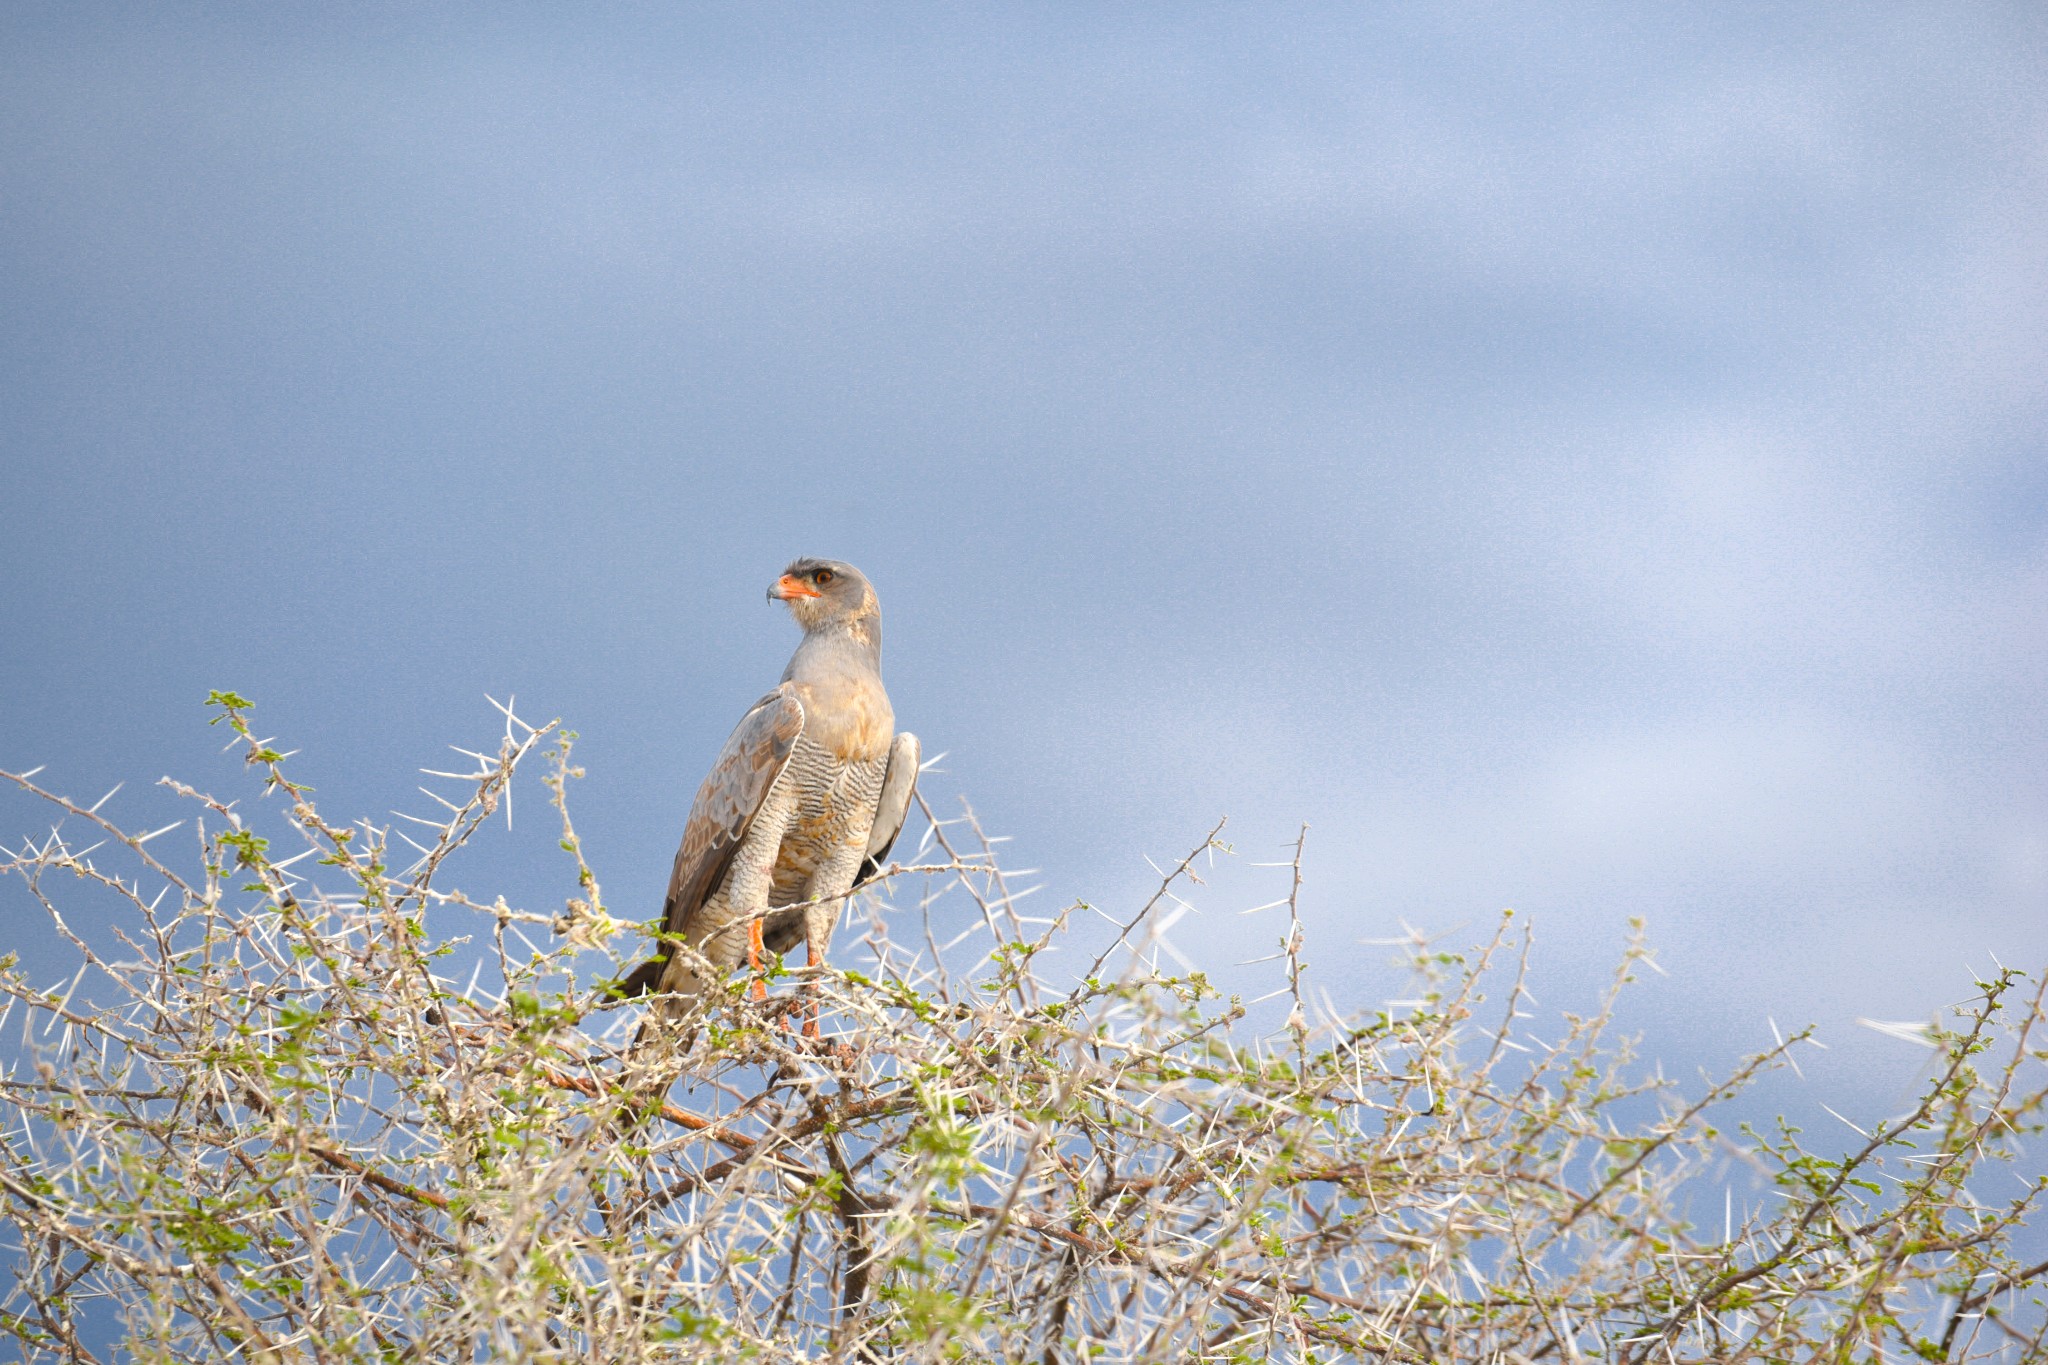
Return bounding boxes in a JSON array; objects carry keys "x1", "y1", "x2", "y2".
[{"x1": 616, "y1": 559, "x2": 919, "y2": 1034}]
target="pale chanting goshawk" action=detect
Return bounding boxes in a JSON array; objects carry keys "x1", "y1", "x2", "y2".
[{"x1": 617, "y1": 559, "x2": 919, "y2": 1031}]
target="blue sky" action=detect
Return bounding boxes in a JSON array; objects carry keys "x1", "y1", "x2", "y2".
[{"x1": 3, "y1": 3, "x2": 2044, "y2": 1114}]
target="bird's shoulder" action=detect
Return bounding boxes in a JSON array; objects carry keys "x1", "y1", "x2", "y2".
[{"x1": 685, "y1": 687, "x2": 805, "y2": 826}]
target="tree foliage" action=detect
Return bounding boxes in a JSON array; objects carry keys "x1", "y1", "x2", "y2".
[{"x1": 1, "y1": 697, "x2": 2043, "y2": 1362}]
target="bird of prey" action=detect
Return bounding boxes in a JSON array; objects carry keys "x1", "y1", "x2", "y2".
[{"x1": 616, "y1": 559, "x2": 919, "y2": 1034}]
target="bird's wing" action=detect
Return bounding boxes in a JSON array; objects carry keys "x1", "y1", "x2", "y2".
[
  {"x1": 856, "y1": 730, "x2": 921, "y2": 887},
  {"x1": 612, "y1": 687, "x2": 805, "y2": 997}
]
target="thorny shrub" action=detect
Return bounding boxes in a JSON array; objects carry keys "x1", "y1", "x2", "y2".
[{"x1": 0, "y1": 696, "x2": 2044, "y2": 1362}]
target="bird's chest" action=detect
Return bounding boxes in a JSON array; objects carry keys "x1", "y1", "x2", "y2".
[{"x1": 769, "y1": 737, "x2": 886, "y2": 893}]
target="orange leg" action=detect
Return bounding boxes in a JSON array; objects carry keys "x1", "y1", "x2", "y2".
[
  {"x1": 746, "y1": 918, "x2": 769, "y2": 1001},
  {"x1": 801, "y1": 936, "x2": 823, "y2": 1039}
]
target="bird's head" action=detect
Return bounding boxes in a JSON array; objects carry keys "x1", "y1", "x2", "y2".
[{"x1": 769, "y1": 558, "x2": 879, "y2": 638}]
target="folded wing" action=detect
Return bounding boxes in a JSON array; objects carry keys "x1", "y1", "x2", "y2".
[
  {"x1": 859, "y1": 731, "x2": 921, "y2": 886},
  {"x1": 613, "y1": 688, "x2": 805, "y2": 997}
]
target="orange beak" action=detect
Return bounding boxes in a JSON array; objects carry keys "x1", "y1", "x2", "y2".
[{"x1": 770, "y1": 574, "x2": 821, "y2": 601}]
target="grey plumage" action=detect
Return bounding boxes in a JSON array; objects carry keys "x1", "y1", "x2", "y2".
[
  {"x1": 618, "y1": 559, "x2": 918, "y2": 1011},
  {"x1": 862, "y1": 730, "x2": 922, "y2": 879},
  {"x1": 766, "y1": 729, "x2": 921, "y2": 955}
]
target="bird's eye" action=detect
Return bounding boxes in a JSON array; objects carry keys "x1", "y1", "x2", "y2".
[{"x1": 815, "y1": 569, "x2": 834, "y2": 585}]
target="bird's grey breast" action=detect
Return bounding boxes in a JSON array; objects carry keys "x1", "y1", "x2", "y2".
[{"x1": 782, "y1": 627, "x2": 894, "y2": 764}]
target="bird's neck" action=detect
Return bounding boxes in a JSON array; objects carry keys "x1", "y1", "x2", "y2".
[
  {"x1": 784, "y1": 617, "x2": 883, "y2": 684},
  {"x1": 783, "y1": 619, "x2": 892, "y2": 762}
]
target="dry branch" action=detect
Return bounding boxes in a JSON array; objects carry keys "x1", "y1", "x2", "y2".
[{"x1": 1, "y1": 695, "x2": 2043, "y2": 1362}]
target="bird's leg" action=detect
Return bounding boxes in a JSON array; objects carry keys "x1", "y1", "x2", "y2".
[
  {"x1": 800, "y1": 935, "x2": 856, "y2": 1066},
  {"x1": 771, "y1": 934, "x2": 820, "y2": 1036},
  {"x1": 801, "y1": 936, "x2": 824, "y2": 1039},
  {"x1": 747, "y1": 917, "x2": 769, "y2": 1001}
]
